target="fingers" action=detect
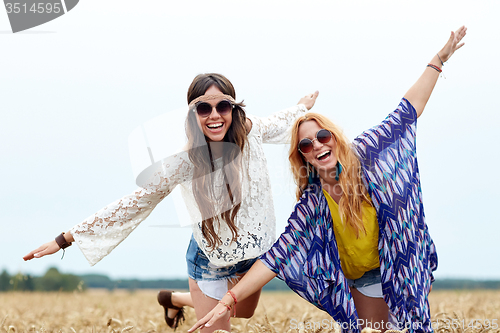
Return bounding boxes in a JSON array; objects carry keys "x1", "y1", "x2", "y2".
[
  {"x1": 187, "y1": 306, "x2": 228, "y2": 332},
  {"x1": 454, "y1": 26, "x2": 467, "y2": 44},
  {"x1": 23, "y1": 241, "x2": 60, "y2": 261},
  {"x1": 34, "y1": 248, "x2": 52, "y2": 258},
  {"x1": 187, "y1": 316, "x2": 212, "y2": 332},
  {"x1": 456, "y1": 25, "x2": 467, "y2": 38},
  {"x1": 187, "y1": 320, "x2": 204, "y2": 332},
  {"x1": 440, "y1": 26, "x2": 466, "y2": 62},
  {"x1": 23, "y1": 244, "x2": 47, "y2": 261},
  {"x1": 187, "y1": 311, "x2": 215, "y2": 332},
  {"x1": 299, "y1": 90, "x2": 319, "y2": 110},
  {"x1": 452, "y1": 26, "x2": 466, "y2": 51}
]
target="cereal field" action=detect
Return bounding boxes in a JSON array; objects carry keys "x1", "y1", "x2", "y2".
[{"x1": 1, "y1": 290, "x2": 499, "y2": 333}]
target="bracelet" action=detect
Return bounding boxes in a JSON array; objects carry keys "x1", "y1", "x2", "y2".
[
  {"x1": 55, "y1": 232, "x2": 72, "y2": 249},
  {"x1": 218, "y1": 300, "x2": 232, "y2": 312},
  {"x1": 436, "y1": 53, "x2": 444, "y2": 66},
  {"x1": 226, "y1": 291, "x2": 237, "y2": 317},
  {"x1": 55, "y1": 232, "x2": 72, "y2": 260},
  {"x1": 427, "y1": 63, "x2": 442, "y2": 73},
  {"x1": 227, "y1": 290, "x2": 238, "y2": 304}
]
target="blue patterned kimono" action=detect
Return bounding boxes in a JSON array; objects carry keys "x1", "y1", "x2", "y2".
[{"x1": 260, "y1": 98, "x2": 438, "y2": 333}]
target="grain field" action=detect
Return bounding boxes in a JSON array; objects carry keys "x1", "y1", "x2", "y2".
[{"x1": 1, "y1": 290, "x2": 499, "y2": 333}]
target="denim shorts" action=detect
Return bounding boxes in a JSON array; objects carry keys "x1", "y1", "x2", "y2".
[
  {"x1": 186, "y1": 236, "x2": 258, "y2": 299},
  {"x1": 346, "y1": 268, "x2": 383, "y2": 298}
]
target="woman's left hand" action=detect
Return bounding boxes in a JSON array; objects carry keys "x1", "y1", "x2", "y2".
[
  {"x1": 298, "y1": 91, "x2": 319, "y2": 110},
  {"x1": 438, "y1": 26, "x2": 467, "y2": 63}
]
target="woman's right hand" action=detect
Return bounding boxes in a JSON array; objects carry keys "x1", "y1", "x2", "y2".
[
  {"x1": 298, "y1": 91, "x2": 319, "y2": 110},
  {"x1": 187, "y1": 302, "x2": 229, "y2": 332},
  {"x1": 23, "y1": 240, "x2": 60, "y2": 261}
]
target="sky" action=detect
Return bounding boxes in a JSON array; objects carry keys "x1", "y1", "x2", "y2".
[{"x1": 1, "y1": 0, "x2": 499, "y2": 281}]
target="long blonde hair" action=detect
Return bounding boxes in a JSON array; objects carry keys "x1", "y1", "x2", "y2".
[{"x1": 289, "y1": 113, "x2": 371, "y2": 237}]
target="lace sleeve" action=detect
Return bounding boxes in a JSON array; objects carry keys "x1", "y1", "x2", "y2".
[
  {"x1": 70, "y1": 153, "x2": 193, "y2": 266},
  {"x1": 252, "y1": 104, "x2": 308, "y2": 144}
]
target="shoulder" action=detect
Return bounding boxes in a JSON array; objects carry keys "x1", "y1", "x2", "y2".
[{"x1": 245, "y1": 118, "x2": 252, "y2": 134}]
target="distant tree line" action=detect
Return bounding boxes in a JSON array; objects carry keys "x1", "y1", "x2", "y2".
[
  {"x1": 0, "y1": 268, "x2": 84, "y2": 292},
  {"x1": 432, "y1": 279, "x2": 500, "y2": 290},
  {"x1": 2, "y1": 267, "x2": 500, "y2": 292},
  {"x1": 78, "y1": 273, "x2": 291, "y2": 291}
]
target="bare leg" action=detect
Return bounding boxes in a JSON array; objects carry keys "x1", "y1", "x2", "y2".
[
  {"x1": 227, "y1": 273, "x2": 262, "y2": 318},
  {"x1": 189, "y1": 278, "x2": 232, "y2": 333},
  {"x1": 351, "y1": 287, "x2": 389, "y2": 332}
]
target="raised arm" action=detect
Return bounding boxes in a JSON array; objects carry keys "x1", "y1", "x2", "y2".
[
  {"x1": 23, "y1": 153, "x2": 192, "y2": 265},
  {"x1": 404, "y1": 26, "x2": 466, "y2": 118},
  {"x1": 188, "y1": 260, "x2": 276, "y2": 332},
  {"x1": 249, "y1": 91, "x2": 318, "y2": 143}
]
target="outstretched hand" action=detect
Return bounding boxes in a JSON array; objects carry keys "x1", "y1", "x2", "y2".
[
  {"x1": 298, "y1": 91, "x2": 319, "y2": 110},
  {"x1": 439, "y1": 26, "x2": 467, "y2": 63},
  {"x1": 187, "y1": 303, "x2": 229, "y2": 332},
  {"x1": 23, "y1": 240, "x2": 60, "y2": 261}
]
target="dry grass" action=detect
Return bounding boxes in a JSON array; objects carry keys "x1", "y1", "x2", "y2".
[{"x1": 0, "y1": 289, "x2": 499, "y2": 333}]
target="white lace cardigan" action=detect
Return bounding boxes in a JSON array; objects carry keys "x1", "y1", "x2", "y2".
[{"x1": 70, "y1": 104, "x2": 308, "y2": 267}]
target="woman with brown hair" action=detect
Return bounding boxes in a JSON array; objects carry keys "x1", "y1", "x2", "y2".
[
  {"x1": 188, "y1": 26, "x2": 466, "y2": 333},
  {"x1": 23, "y1": 73, "x2": 319, "y2": 332}
]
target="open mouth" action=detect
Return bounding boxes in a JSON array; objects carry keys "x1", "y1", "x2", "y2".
[
  {"x1": 316, "y1": 150, "x2": 331, "y2": 161},
  {"x1": 206, "y1": 122, "x2": 224, "y2": 131}
]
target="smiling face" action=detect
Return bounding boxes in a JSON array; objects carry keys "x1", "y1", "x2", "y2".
[
  {"x1": 297, "y1": 120, "x2": 338, "y2": 178},
  {"x1": 195, "y1": 85, "x2": 233, "y2": 142}
]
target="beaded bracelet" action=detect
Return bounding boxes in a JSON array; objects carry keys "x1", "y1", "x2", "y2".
[
  {"x1": 436, "y1": 53, "x2": 444, "y2": 66},
  {"x1": 427, "y1": 63, "x2": 442, "y2": 73}
]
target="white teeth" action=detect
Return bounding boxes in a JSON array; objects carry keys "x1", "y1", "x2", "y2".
[
  {"x1": 317, "y1": 151, "x2": 330, "y2": 159},
  {"x1": 207, "y1": 123, "x2": 223, "y2": 128}
]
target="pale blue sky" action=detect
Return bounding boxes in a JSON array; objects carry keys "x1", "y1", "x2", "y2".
[{"x1": 1, "y1": 0, "x2": 499, "y2": 280}]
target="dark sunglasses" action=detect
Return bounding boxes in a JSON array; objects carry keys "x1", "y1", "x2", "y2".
[
  {"x1": 298, "y1": 129, "x2": 332, "y2": 154},
  {"x1": 193, "y1": 100, "x2": 234, "y2": 118}
]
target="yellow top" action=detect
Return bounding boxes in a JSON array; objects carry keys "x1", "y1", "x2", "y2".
[{"x1": 323, "y1": 189, "x2": 380, "y2": 280}]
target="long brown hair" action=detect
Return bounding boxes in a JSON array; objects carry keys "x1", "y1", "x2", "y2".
[
  {"x1": 185, "y1": 73, "x2": 247, "y2": 250},
  {"x1": 288, "y1": 113, "x2": 371, "y2": 237}
]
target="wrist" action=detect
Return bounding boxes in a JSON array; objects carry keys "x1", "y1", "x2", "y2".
[
  {"x1": 221, "y1": 294, "x2": 234, "y2": 306},
  {"x1": 297, "y1": 103, "x2": 307, "y2": 111},
  {"x1": 55, "y1": 232, "x2": 72, "y2": 249},
  {"x1": 436, "y1": 52, "x2": 445, "y2": 66},
  {"x1": 64, "y1": 231, "x2": 75, "y2": 243},
  {"x1": 428, "y1": 54, "x2": 442, "y2": 69}
]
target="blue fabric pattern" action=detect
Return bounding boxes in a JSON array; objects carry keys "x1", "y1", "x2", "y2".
[{"x1": 260, "y1": 98, "x2": 437, "y2": 333}]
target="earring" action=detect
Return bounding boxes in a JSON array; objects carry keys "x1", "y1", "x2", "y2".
[
  {"x1": 307, "y1": 162, "x2": 313, "y2": 184},
  {"x1": 335, "y1": 161, "x2": 342, "y2": 181},
  {"x1": 307, "y1": 163, "x2": 315, "y2": 184}
]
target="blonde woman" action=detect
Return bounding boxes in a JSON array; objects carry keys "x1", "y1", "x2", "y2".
[{"x1": 189, "y1": 26, "x2": 466, "y2": 333}]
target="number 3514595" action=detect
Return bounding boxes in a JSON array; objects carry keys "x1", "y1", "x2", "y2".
[{"x1": 5, "y1": 2, "x2": 61, "y2": 14}]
